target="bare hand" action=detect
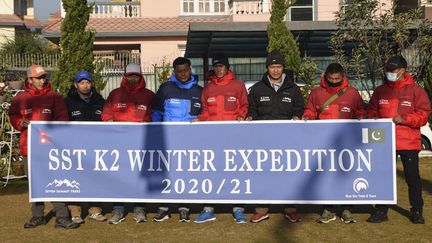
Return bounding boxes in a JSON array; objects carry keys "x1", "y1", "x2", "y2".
[
  {"x1": 191, "y1": 118, "x2": 200, "y2": 123},
  {"x1": 392, "y1": 115, "x2": 404, "y2": 124},
  {"x1": 20, "y1": 118, "x2": 30, "y2": 128},
  {"x1": 237, "y1": 116, "x2": 245, "y2": 121},
  {"x1": 293, "y1": 116, "x2": 300, "y2": 120},
  {"x1": 246, "y1": 116, "x2": 253, "y2": 121}
]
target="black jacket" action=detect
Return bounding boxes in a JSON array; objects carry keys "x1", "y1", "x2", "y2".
[
  {"x1": 64, "y1": 87, "x2": 105, "y2": 121},
  {"x1": 248, "y1": 71, "x2": 304, "y2": 120}
]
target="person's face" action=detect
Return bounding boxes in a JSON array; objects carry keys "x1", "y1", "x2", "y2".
[
  {"x1": 174, "y1": 63, "x2": 192, "y2": 82},
  {"x1": 387, "y1": 68, "x2": 405, "y2": 81},
  {"x1": 213, "y1": 64, "x2": 228, "y2": 78},
  {"x1": 75, "y1": 79, "x2": 92, "y2": 95},
  {"x1": 326, "y1": 72, "x2": 343, "y2": 83},
  {"x1": 126, "y1": 73, "x2": 141, "y2": 86},
  {"x1": 267, "y1": 64, "x2": 284, "y2": 82},
  {"x1": 29, "y1": 75, "x2": 47, "y2": 91}
]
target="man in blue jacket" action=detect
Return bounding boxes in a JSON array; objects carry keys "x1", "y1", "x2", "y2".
[{"x1": 151, "y1": 57, "x2": 202, "y2": 222}]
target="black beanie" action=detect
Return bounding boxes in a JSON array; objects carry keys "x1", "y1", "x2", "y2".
[
  {"x1": 266, "y1": 49, "x2": 285, "y2": 67},
  {"x1": 212, "y1": 54, "x2": 230, "y2": 68}
]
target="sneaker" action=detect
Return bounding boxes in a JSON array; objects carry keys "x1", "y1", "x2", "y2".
[
  {"x1": 250, "y1": 212, "x2": 269, "y2": 223},
  {"x1": 409, "y1": 210, "x2": 425, "y2": 224},
  {"x1": 134, "y1": 208, "x2": 147, "y2": 223},
  {"x1": 366, "y1": 210, "x2": 388, "y2": 223},
  {"x1": 24, "y1": 216, "x2": 47, "y2": 229},
  {"x1": 55, "y1": 217, "x2": 80, "y2": 229},
  {"x1": 108, "y1": 210, "x2": 125, "y2": 225},
  {"x1": 88, "y1": 213, "x2": 107, "y2": 222},
  {"x1": 71, "y1": 216, "x2": 84, "y2": 224},
  {"x1": 153, "y1": 209, "x2": 170, "y2": 222},
  {"x1": 285, "y1": 211, "x2": 300, "y2": 223},
  {"x1": 233, "y1": 210, "x2": 247, "y2": 224},
  {"x1": 179, "y1": 210, "x2": 190, "y2": 223},
  {"x1": 317, "y1": 209, "x2": 336, "y2": 224},
  {"x1": 194, "y1": 210, "x2": 216, "y2": 223},
  {"x1": 341, "y1": 210, "x2": 357, "y2": 224}
]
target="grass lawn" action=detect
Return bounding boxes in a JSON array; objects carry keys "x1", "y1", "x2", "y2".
[{"x1": 0, "y1": 158, "x2": 431, "y2": 243}]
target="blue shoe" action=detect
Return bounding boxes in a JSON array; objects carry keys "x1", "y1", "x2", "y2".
[
  {"x1": 194, "y1": 210, "x2": 216, "y2": 223},
  {"x1": 234, "y1": 210, "x2": 247, "y2": 224}
]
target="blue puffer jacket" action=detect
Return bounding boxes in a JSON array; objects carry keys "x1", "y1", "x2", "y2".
[{"x1": 152, "y1": 73, "x2": 202, "y2": 122}]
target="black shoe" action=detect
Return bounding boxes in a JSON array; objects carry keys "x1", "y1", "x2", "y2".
[
  {"x1": 179, "y1": 210, "x2": 190, "y2": 223},
  {"x1": 409, "y1": 210, "x2": 425, "y2": 224},
  {"x1": 55, "y1": 217, "x2": 80, "y2": 229},
  {"x1": 366, "y1": 211, "x2": 388, "y2": 223},
  {"x1": 24, "y1": 216, "x2": 47, "y2": 229},
  {"x1": 153, "y1": 209, "x2": 171, "y2": 222}
]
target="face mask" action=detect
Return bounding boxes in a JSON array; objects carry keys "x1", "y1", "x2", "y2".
[{"x1": 385, "y1": 72, "x2": 399, "y2": 82}]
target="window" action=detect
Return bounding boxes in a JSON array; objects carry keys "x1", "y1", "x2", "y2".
[
  {"x1": 181, "y1": 0, "x2": 228, "y2": 15},
  {"x1": 183, "y1": 0, "x2": 194, "y2": 13},
  {"x1": 214, "y1": 0, "x2": 225, "y2": 13},
  {"x1": 289, "y1": 0, "x2": 314, "y2": 21},
  {"x1": 199, "y1": 0, "x2": 210, "y2": 13}
]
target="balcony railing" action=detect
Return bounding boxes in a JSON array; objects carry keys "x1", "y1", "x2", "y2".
[
  {"x1": 230, "y1": 0, "x2": 270, "y2": 15},
  {"x1": 91, "y1": 1, "x2": 141, "y2": 18}
]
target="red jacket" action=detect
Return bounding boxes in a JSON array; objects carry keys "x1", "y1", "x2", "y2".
[
  {"x1": 303, "y1": 75, "x2": 366, "y2": 120},
  {"x1": 368, "y1": 72, "x2": 431, "y2": 150},
  {"x1": 101, "y1": 75, "x2": 155, "y2": 122},
  {"x1": 199, "y1": 70, "x2": 248, "y2": 121},
  {"x1": 9, "y1": 80, "x2": 68, "y2": 156}
]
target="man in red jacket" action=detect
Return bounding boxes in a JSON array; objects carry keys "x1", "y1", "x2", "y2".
[
  {"x1": 303, "y1": 63, "x2": 366, "y2": 224},
  {"x1": 194, "y1": 54, "x2": 248, "y2": 224},
  {"x1": 367, "y1": 56, "x2": 431, "y2": 224},
  {"x1": 9, "y1": 65, "x2": 79, "y2": 229},
  {"x1": 102, "y1": 63, "x2": 155, "y2": 224}
]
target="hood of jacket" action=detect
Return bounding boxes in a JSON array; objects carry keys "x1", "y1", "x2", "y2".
[
  {"x1": 169, "y1": 73, "x2": 198, "y2": 89},
  {"x1": 23, "y1": 78, "x2": 52, "y2": 96},
  {"x1": 385, "y1": 72, "x2": 415, "y2": 89},
  {"x1": 120, "y1": 74, "x2": 146, "y2": 93},
  {"x1": 320, "y1": 74, "x2": 350, "y2": 94},
  {"x1": 207, "y1": 69, "x2": 236, "y2": 85}
]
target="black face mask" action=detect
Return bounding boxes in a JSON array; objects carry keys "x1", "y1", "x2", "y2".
[{"x1": 325, "y1": 77, "x2": 343, "y2": 87}]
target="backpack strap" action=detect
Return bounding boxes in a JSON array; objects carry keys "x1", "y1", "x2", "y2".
[{"x1": 318, "y1": 87, "x2": 348, "y2": 114}]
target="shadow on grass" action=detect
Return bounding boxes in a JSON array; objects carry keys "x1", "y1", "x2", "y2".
[{"x1": 0, "y1": 178, "x2": 28, "y2": 195}]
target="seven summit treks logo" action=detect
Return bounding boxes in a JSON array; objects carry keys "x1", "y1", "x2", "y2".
[{"x1": 45, "y1": 179, "x2": 81, "y2": 194}]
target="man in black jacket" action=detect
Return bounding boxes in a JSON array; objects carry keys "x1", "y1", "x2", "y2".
[
  {"x1": 64, "y1": 70, "x2": 106, "y2": 224},
  {"x1": 247, "y1": 49, "x2": 304, "y2": 223}
]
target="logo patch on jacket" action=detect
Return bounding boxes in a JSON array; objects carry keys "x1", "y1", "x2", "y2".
[
  {"x1": 281, "y1": 97, "x2": 292, "y2": 103},
  {"x1": 137, "y1": 105, "x2": 147, "y2": 110},
  {"x1": 193, "y1": 102, "x2": 201, "y2": 108},
  {"x1": 227, "y1": 96, "x2": 237, "y2": 102},
  {"x1": 340, "y1": 107, "x2": 351, "y2": 113},
  {"x1": 378, "y1": 99, "x2": 389, "y2": 105},
  {"x1": 71, "y1": 110, "x2": 81, "y2": 117},
  {"x1": 207, "y1": 97, "x2": 216, "y2": 103},
  {"x1": 260, "y1": 96, "x2": 270, "y2": 102},
  {"x1": 167, "y1": 98, "x2": 181, "y2": 104},
  {"x1": 95, "y1": 110, "x2": 102, "y2": 115},
  {"x1": 42, "y1": 109, "x2": 52, "y2": 114},
  {"x1": 400, "y1": 101, "x2": 412, "y2": 107},
  {"x1": 116, "y1": 103, "x2": 127, "y2": 109},
  {"x1": 24, "y1": 109, "x2": 32, "y2": 115}
]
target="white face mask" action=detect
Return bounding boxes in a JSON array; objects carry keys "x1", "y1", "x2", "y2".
[{"x1": 385, "y1": 72, "x2": 399, "y2": 82}]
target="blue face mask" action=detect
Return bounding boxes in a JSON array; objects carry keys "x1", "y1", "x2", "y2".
[{"x1": 385, "y1": 72, "x2": 400, "y2": 82}]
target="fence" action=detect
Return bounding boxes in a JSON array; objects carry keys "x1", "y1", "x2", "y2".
[{"x1": 2, "y1": 53, "x2": 336, "y2": 98}]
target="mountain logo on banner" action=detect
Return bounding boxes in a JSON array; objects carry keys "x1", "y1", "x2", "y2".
[
  {"x1": 353, "y1": 178, "x2": 369, "y2": 193},
  {"x1": 39, "y1": 130, "x2": 52, "y2": 144},
  {"x1": 45, "y1": 179, "x2": 80, "y2": 189},
  {"x1": 362, "y1": 128, "x2": 385, "y2": 143}
]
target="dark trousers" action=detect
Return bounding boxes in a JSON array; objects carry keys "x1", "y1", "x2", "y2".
[
  {"x1": 376, "y1": 150, "x2": 423, "y2": 213},
  {"x1": 31, "y1": 202, "x2": 70, "y2": 218}
]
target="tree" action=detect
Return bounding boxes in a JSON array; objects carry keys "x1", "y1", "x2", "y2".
[
  {"x1": 0, "y1": 32, "x2": 59, "y2": 55},
  {"x1": 52, "y1": 0, "x2": 106, "y2": 95},
  {"x1": 267, "y1": 0, "x2": 301, "y2": 72},
  {"x1": 330, "y1": 0, "x2": 432, "y2": 100}
]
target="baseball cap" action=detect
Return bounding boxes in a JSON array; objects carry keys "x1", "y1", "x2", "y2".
[
  {"x1": 27, "y1": 65, "x2": 47, "y2": 78},
  {"x1": 75, "y1": 70, "x2": 93, "y2": 83},
  {"x1": 125, "y1": 63, "x2": 141, "y2": 75},
  {"x1": 384, "y1": 55, "x2": 407, "y2": 71},
  {"x1": 212, "y1": 54, "x2": 230, "y2": 68}
]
